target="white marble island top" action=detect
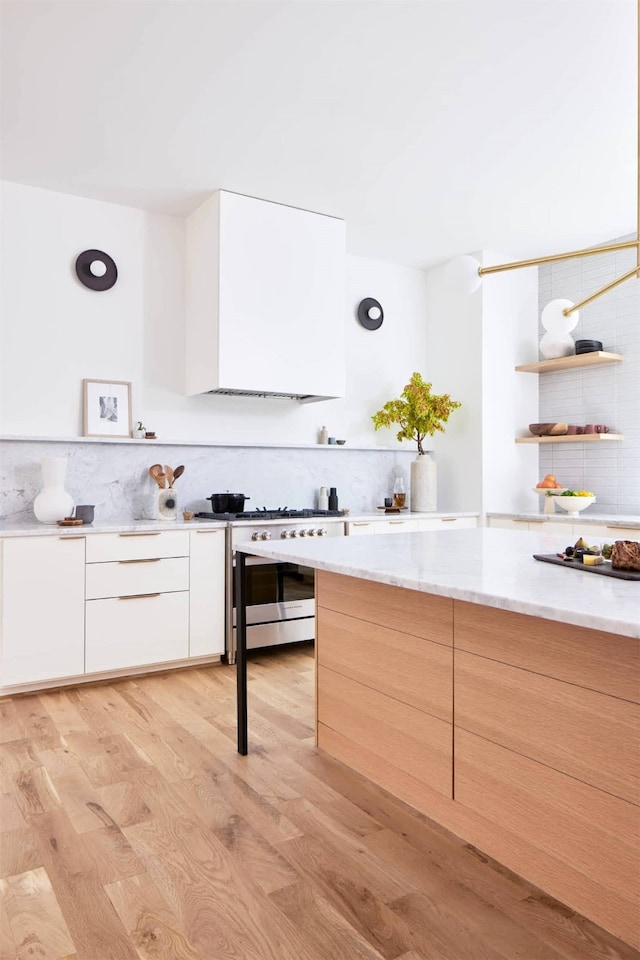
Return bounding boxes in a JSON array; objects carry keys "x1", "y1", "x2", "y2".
[{"x1": 236, "y1": 527, "x2": 640, "y2": 639}]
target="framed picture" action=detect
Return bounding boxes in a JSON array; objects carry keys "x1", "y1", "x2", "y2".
[{"x1": 83, "y1": 379, "x2": 132, "y2": 438}]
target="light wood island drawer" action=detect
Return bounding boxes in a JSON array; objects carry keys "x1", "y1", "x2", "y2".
[
  {"x1": 455, "y1": 728, "x2": 640, "y2": 946},
  {"x1": 85, "y1": 591, "x2": 189, "y2": 672},
  {"x1": 317, "y1": 664, "x2": 452, "y2": 797},
  {"x1": 85, "y1": 556, "x2": 189, "y2": 599},
  {"x1": 455, "y1": 650, "x2": 640, "y2": 804},
  {"x1": 85, "y1": 530, "x2": 190, "y2": 563},
  {"x1": 317, "y1": 607, "x2": 452, "y2": 721},
  {"x1": 454, "y1": 601, "x2": 640, "y2": 702},
  {"x1": 316, "y1": 571, "x2": 453, "y2": 646}
]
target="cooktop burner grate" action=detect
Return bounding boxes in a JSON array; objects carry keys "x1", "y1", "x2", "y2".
[{"x1": 195, "y1": 508, "x2": 343, "y2": 521}]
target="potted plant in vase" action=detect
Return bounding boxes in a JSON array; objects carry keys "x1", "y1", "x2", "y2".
[{"x1": 372, "y1": 372, "x2": 461, "y2": 512}]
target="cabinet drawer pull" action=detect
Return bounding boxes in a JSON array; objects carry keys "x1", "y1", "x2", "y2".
[
  {"x1": 441, "y1": 517, "x2": 457, "y2": 522},
  {"x1": 117, "y1": 558, "x2": 161, "y2": 564},
  {"x1": 59, "y1": 535, "x2": 85, "y2": 540},
  {"x1": 527, "y1": 518, "x2": 546, "y2": 524},
  {"x1": 352, "y1": 522, "x2": 371, "y2": 527},
  {"x1": 117, "y1": 593, "x2": 161, "y2": 600},
  {"x1": 196, "y1": 529, "x2": 223, "y2": 534},
  {"x1": 118, "y1": 532, "x2": 161, "y2": 537},
  {"x1": 513, "y1": 518, "x2": 530, "y2": 524},
  {"x1": 389, "y1": 520, "x2": 407, "y2": 525}
]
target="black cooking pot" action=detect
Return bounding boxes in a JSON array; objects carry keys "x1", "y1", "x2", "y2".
[{"x1": 207, "y1": 493, "x2": 250, "y2": 513}]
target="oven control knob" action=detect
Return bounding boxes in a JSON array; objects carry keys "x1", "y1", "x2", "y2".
[
  {"x1": 307, "y1": 528, "x2": 316, "y2": 536},
  {"x1": 260, "y1": 531, "x2": 271, "y2": 540},
  {"x1": 251, "y1": 531, "x2": 261, "y2": 541},
  {"x1": 317, "y1": 528, "x2": 327, "y2": 536},
  {"x1": 299, "y1": 529, "x2": 307, "y2": 537},
  {"x1": 280, "y1": 530, "x2": 290, "y2": 539},
  {"x1": 290, "y1": 529, "x2": 299, "y2": 537}
]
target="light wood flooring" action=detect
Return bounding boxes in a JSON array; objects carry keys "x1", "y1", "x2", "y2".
[{"x1": 1, "y1": 643, "x2": 638, "y2": 960}]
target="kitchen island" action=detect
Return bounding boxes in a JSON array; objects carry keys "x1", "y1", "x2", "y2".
[{"x1": 235, "y1": 527, "x2": 640, "y2": 949}]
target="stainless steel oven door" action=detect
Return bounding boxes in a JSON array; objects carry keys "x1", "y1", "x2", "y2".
[{"x1": 232, "y1": 555, "x2": 315, "y2": 651}]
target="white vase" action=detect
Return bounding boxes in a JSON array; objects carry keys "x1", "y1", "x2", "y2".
[
  {"x1": 410, "y1": 452, "x2": 437, "y2": 512},
  {"x1": 33, "y1": 456, "x2": 74, "y2": 523}
]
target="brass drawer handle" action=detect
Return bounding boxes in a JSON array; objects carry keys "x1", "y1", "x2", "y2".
[
  {"x1": 441, "y1": 518, "x2": 457, "y2": 522},
  {"x1": 117, "y1": 593, "x2": 161, "y2": 600},
  {"x1": 513, "y1": 518, "x2": 530, "y2": 523},
  {"x1": 117, "y1": 558, "x2": 161, "y2": 564},
  {"x1": 196, "y1": 529, "x2": 223, "y2": 534},
  {"x1": 389, "y1": 520, "x2": 407, "y2": 524},
  {"x1": 59, "y1": 535, "x2": 85, "y2": 540},
  {"x1": 118, "y1": 532, "x2": 161, "y2": 537},
  {"x1": 352, "y1": 522, "x2": 371, "y2": 527}
]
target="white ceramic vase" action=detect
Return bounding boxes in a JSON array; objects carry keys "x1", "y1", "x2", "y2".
[
  {"x1": 33, "y1": 456, "x2": 74, "y2": 523},
  {"x1": 410, "y1": 452, "x2": 437, "y2": 512}
]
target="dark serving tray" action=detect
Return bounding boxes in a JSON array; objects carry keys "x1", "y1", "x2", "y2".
[{"x1": 533, "y1": 554, "x2": 640, "y2": 581}]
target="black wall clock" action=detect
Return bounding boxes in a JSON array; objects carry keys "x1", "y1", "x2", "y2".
[
  {"x1": 357, "y1": 297, "x2": 384, "y2": 330},
  {"x1": 75, "y1": 249, "x2": 118, "y2": 291}
]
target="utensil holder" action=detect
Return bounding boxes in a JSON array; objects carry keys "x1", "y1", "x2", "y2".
[{"x1": 157, "y1": 488, "x2": 178, "y2": 521}]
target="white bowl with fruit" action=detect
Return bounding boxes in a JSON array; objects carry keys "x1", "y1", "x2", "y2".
[{"x1": 550, "y1": 491, "x2": 596, "y2": 514}]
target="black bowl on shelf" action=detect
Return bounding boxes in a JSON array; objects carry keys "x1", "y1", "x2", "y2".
[{"x1": 575, "y1": 339, "x2": 603, "y2": 354}]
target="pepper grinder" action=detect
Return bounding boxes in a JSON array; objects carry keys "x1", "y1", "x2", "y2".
[
  {"x1": 328, "y1": 486, "x2": 338, "y2": 511},
  {"x1": 318, "y1": 486, "x2": 329, "y2": 510}
]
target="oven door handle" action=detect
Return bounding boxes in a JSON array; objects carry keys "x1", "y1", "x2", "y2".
[{"x1": 236, "y1": 554, "x2": 281, "y2": 568}]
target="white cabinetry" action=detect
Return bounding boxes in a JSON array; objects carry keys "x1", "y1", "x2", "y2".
[
  {"x1": 487, "y1": 517, "x2": 639, "y2": 539},
  {"x1": 346, "y1": 515, "x2": 478, "y2": 536},
  {"x1": 186, "y1": 190, "x2": 345, "y2": 401},
  {"x1": 0, "y1": 535, "x2": 85, "y2": 685},
  {"x1": 189, "y1": 528, "x2": 226, "y2": 657},
  {"x1": 0, "y1": 526, "x2": 227, "y2": 693}
]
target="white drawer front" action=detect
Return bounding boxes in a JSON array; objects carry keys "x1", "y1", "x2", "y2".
[
  {"x1": 377, "y1": 519, "x2": 420, "y2": 534},
  {"x1": 85, "y1": 556, "x2": 189, "y2": 600},
  {"x1": 85, "y1": 591, "x2": 189, "y2": 672},
  {"x1": 346, "y1": 522, "x2": 376, "y2": 536},
  {"x1": 85, "y1": 530, "x2": 190, "y2": 563},
  {"x1": 418, "y1": 517, "x2": 478, "y2": 531}
]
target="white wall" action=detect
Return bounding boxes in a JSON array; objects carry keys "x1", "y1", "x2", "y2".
[
  {"x1": 425, "y1": 253, "x2": 539, "y2": 515},
  {"x1": 0, "y1": 181, "x2": 429, "y2": 448}
]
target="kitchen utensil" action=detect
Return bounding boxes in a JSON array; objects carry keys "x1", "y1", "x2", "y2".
[
  {"x1": 207, "y1": 493, "x2": 250, "y2": 513},
  {"x1": 149, "y1": 464, "x2": 166, "y2": 488},
  {"x1": 173, "y1": 465, "x2": 185, "y2": 483},
  {"x1": 164, "y1": 465, "x2": 174, "y2": 488}
]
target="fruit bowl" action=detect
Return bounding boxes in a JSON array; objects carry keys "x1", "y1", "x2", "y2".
[
  {"x1": 550, "y1": 495, "x2": 596, "y2": 514},
  {"x1": 533, "y1": 487, "x2": 566, "y2": 495}
]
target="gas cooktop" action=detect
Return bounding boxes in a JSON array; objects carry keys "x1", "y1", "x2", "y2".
[{"x1": 195, "y1": 508, "x2": 343, "y2": 522}]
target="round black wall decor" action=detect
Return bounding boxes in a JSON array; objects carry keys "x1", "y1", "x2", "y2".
[
  {"x1": 75, "y1": 249, "x2": 118, "y2": 291},
  {"x1": 357, "y1": 297, "x2": 384, "y2": 330}
]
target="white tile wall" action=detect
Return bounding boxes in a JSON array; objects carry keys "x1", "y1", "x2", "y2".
[{"x1": 538, "y1": 234, "x2": 639, "y2": 513}]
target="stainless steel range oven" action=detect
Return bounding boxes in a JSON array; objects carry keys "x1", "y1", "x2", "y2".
[{"x1": 194, "y1": 508, "x2": 346, "y2": 662}]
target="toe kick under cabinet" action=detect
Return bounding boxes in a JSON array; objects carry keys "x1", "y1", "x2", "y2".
[{"x1": 0, "y1": 527, "x2": 226, "y2": 693}]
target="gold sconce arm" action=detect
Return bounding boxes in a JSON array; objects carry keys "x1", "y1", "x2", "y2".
[{"x1": 478, "y1": 239, "x2": 640, "y2": 276}]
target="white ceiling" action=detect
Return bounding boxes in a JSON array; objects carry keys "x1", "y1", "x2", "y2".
[{"x1": 0, "y1": 0, "x2": 636, "y2": 268}]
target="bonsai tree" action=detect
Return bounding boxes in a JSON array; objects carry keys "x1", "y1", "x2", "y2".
[{"x1": 371, "y1": 372, "x2": 461, "y2": 455}]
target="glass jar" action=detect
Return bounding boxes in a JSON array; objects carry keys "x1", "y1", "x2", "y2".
[{"x1": 392, "y1": 477, "x2": 406, "y2": 508}]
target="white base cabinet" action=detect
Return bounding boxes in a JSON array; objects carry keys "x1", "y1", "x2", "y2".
[
  {"x1": 0, "y1": 536, "x2": 85, "y2": 685},
  {"x1": 487, "y1": 517, "x2": 639, "y2": 540},
  {"x1": 346, "y1": 515, "x2": 478, "y2": 536},
  {"x1": 189, "y1": 528, "x2": 226, "y2": 657},
  {"x1": 0, "y1": 527, "x2": 226, "y2": 693}
]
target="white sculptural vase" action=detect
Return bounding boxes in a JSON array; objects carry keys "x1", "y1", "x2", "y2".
[
  {"x1": 410, "y1": 452, "x2": 437, "y2": 512},
  {"x1": 33, "y1": 456, "x2": 74, "y2": 523}
]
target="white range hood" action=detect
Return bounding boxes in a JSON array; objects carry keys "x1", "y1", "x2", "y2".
[{"x1": 185, "y1": 190, "x2": 346, "y2": 402}]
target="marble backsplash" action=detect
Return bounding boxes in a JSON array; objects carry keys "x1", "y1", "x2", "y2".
[{"x1": 0, "y1": 439, "x2": 418, "y2": 523}]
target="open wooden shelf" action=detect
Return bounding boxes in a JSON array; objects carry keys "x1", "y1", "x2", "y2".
[
  {"x1": 515, "y1": 351, "x2": 623, "y2": 374},
  {"x1": 516, "y1": 433, "x2": 624, "y2": 444}
]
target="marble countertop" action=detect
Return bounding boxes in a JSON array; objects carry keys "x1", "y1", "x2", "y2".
[
  {"x1": 487, "y1": 512, "x2": 640, "y2": 528},
  {"x1": 0, "y1": 511, "x2": 479, "y2": 536},
  {"x1": 235, "y1": 527, "x2": 640, "y2": 638},
  {"x1": 0, "y1": 518, "x2": 227, "y2": 537}
]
